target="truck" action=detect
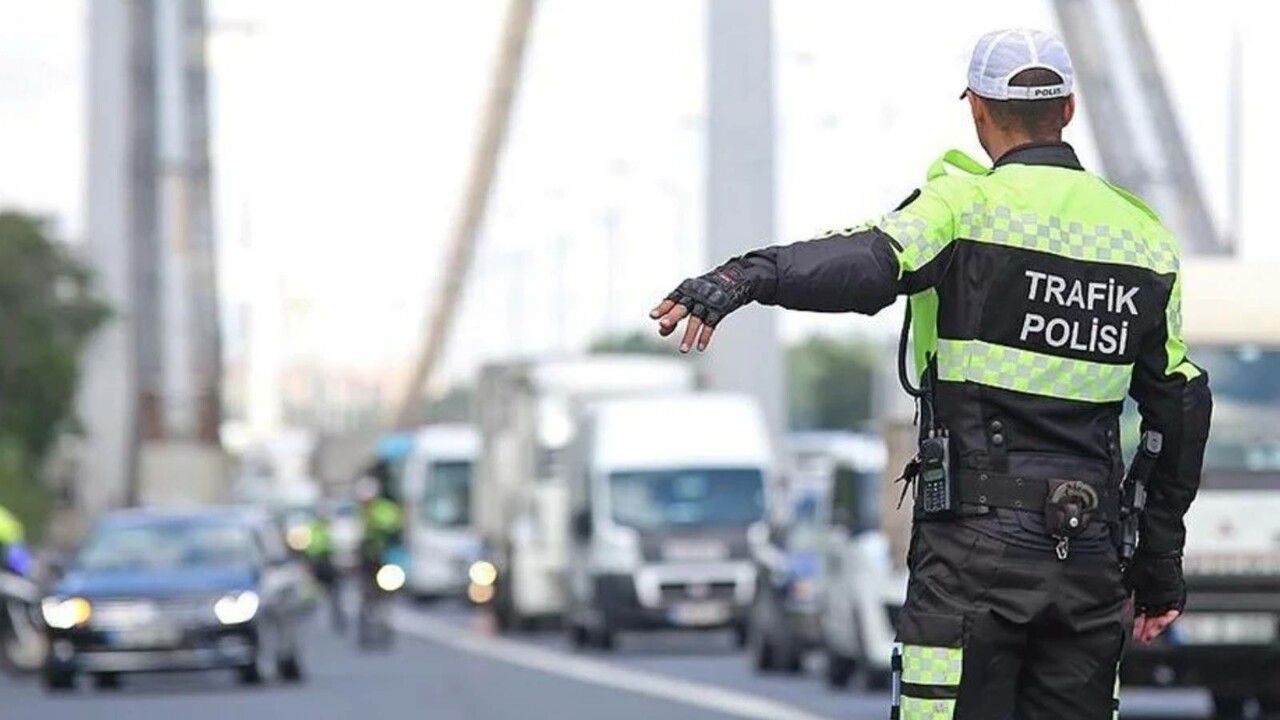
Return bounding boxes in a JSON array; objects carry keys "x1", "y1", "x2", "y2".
[
  {"x1": 473, "y1": 355, "x2": 696, "y2": 631},
  {"x1": 1121, "y1": 260, "x2": 1280, "y2": 717},
  {"x1": 401, "y1": 424, "x2": 481, "y2": 601},
  {"x1": 563, "y1": 393, "x2": 773, "y2": 650}
]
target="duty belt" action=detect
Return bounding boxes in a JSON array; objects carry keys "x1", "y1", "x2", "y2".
[{"x1": 956, "y1": 471, "x2": 1121, "y2": 521}]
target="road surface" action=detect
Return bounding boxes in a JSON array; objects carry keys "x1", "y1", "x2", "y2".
[{"x1": 0, "y1": 600, "x2": 1212, "y2": 720}]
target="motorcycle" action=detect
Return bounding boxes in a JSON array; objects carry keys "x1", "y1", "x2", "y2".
[{"x1": 356, "y1": 545, "x2": 406, "y2": 650}]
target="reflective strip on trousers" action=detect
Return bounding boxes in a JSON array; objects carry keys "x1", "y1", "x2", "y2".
[
  {"x1": 898, "y1": 645, "x2": 961, "y2": 720},
  {"x1": 901, "y1": 697, "x2": 956, "y2": 720},
  {"x1": 935, "y1": 339, "x2": 1132, "y2": 403},
  {"x1": 901, "y1": 645, "x2": 963, "y2": 686}
]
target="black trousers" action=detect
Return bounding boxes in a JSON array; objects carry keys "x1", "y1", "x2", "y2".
[{"x1": 895, "y1": 509, "x2": 1127, "y2": 720}]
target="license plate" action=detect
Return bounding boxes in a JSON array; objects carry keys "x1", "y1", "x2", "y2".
[
  {"x1": 109, "y1": 624, "x2": 182, "y2": 649},
  {"x1": 669, "y1": 601, "x2": 730, "y2": 627},
  {"x1": 1170, "y1": 613, "x2": 1277, "y2": 646}
]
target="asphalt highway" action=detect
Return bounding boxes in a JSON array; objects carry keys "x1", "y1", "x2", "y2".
[{"x1": 0, "y1": 600, "x2": 1212, "y2": 720}]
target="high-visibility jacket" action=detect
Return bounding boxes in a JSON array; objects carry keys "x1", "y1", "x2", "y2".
[
  {"x1": 0, "y1": 505, "x2": 23, "y2": 545},
  {"x1": 730, "y1": 141, "x2": 1212, "y2": 556}
]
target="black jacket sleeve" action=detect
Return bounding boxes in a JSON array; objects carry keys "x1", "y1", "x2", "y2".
[
  {"x1": 729, "y1": 228, "x2": 903, "y2": 316},
  {"x1": 1128, "y1": 276, "x2": 1213, "y2": 557}
]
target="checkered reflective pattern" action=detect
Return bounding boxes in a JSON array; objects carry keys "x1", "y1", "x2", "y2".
[
  {"x1": 936, "y1": 339, "x2": 1132, "y2": 403},
  {"x1": 958, "y1": 203, "x2": 1177, "y2": 274},
  {"x1": 901, "y1": 696, "x2": 957, "y2": 720},
  {"x1": 901, "y1": 696, "x2": 962, "y2": 717},
  {"x1": 879, "y1": 211, "x2": 951, "y2": 272},
  {"x1": 901, "y1": 644, "x2": 963, "y2": 686},
  {"x1": 815, "y1": 222, "x2": 873, "y2": 240}
]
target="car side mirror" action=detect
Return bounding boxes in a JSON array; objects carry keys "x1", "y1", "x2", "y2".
[{"x1": 571, "y1": 509, "x2": 592, "y2": 540}]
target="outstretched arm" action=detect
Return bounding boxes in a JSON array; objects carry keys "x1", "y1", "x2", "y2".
[
  {"x1": 650, "y1": 182, "x2": 962, "y2": 352},
  {"x1": 649, "y1": 228, "x2": 903, "y2": 352}
]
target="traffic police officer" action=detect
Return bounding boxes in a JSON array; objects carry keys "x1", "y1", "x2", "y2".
[
  {"x1": 0, "y1": 505, "x2": 29, "y2": 575},
  {"x1": 650, "y1": 28, "x2": 1212, "y2": 719}
]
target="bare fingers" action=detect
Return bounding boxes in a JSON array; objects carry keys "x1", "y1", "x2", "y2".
[
  {"x1": 1134, "y1": 610, "x2": 1181, "y2": 644},
  {"x1": 696, "y1": 323, "x2": 715, "y2": 352},
  {"x1": 650, "y1": 299, "x2": 676, "y2": 319},
  {"x1": 679, "y1": 316, "x2": 703, "y2": 353},
  {"x1": 655, "y1": 303, "x2": 688, "y2": 337},
  {"x1": 1142, "y1": 610, "x2": 1180, "y2": 644}
]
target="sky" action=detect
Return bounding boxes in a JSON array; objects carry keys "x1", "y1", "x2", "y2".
[{"x1": 0, "y1": 0, "x2": 1274, "y2": 411}]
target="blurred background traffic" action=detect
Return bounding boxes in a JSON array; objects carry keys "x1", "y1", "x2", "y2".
[{"x1": 0, "y1": 0, "x2": 1276, "y2": 718}]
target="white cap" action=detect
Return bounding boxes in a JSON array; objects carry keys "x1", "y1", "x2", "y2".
[{"x1": 963, "y1": 28, "x2": 1074, "y2": 101}]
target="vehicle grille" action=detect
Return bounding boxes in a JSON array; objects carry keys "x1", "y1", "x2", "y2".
[
  {"x1": 659, "y1": 581, "x2": 737, "y2": 604},
  {"x1": 90, "y1": 597, "x2": 216, "y2": 628}
]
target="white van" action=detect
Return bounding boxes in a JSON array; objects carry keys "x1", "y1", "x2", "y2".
[
  {"x1": 564, "y1": 393, "x2": 773, "y2": 649},
  {"x1": 402, "y1": 425, "x2": 480, "y2": 601},
  {"x1": 474, "y1": 356, "x2": 696, "y2": 630}
]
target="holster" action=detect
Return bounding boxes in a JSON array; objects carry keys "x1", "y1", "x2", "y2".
[{"x1": 1043, "y1": 479, "x2": 1101, "y2": 539}]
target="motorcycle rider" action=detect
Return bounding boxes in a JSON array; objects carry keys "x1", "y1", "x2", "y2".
[
  {"x1": 305, "y1": 510, "x2": 345, "y2": 634},
  {"x1": 0, "y1": 505, "x2": 29, "y2": 577}
]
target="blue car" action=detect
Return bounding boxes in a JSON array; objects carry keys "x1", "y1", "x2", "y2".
[{"x1": 41, "y1": 507, "x2": 314, "y2": 691}]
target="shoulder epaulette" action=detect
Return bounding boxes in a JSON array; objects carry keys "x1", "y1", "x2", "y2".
[{"x1": 926, "y1": 149, "x2": 990, "y2": 181}]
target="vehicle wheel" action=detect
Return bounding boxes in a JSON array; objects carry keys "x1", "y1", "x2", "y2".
[
  {"x1": 824, "y1": 649, "x2": 856, "y2": 690},
  {"x1": 237, "y1": 652, "x2": 267, "y2": 686},
  {"x1": 567, "y1": 622, "x2": 590, "y2": 651},
  {"x1": 1211, "y1": 692, "x2": 1247, "y2": 719},
  {"x1": 93, "y1": 672, "x2": 121, "y2": 690},
  {"x1": 277, "y1": 653, "x2": 304, "y2": 683},
  {"x1": 42, "y1": 668, "x2": 75, "y2": 693},
  {"x1": 750, "y1": 624, "x2": 776, "y2": 672},
  {"x1": 593, "y1": 625, "x2": 616, "y2": 651},
  {"x1": 356, "y1": 603, "x2": 376, "y2": 650},
  {"x1": 781, "y1": 649, "x2": 804, "y2": 674}
]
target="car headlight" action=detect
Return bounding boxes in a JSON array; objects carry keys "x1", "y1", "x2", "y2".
[
  {"x1": 376, "y1": 564, "x2": 406, "y2": 592},
  {"x1": 41, "y1": 597, "x2": 92, "y2": 630},
  {"x1": 468, "y1": 560, "x2": 497, "y2": 588},
  {"x1": 213, "y1": 591, "x2": 260, "y2": 625}
]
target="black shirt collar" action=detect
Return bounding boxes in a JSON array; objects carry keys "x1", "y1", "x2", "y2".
[{"x1": 993, "y1": 141, "x2": 1084, "y2": 171}]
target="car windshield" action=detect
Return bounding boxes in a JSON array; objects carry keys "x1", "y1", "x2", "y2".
[
  {"x1": 1119, "y1": 345, "x2": 1280, "y2": 486},
  {"x1": 420, "y1": 461, "x2": 472, "y2": 527},
  {"x1": 75, "y1": 519, "x2": 259, "y2": 573},
  {"x1": 1194, "y1": 346, "x2": 1280, "y2": 475},
  {"x1": 609, "y1": 468, "x2": 765, "y2": 531}
]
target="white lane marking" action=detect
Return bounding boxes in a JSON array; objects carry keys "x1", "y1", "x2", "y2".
[{"x1": 391, "y1": 609, "x2": 835, "y2": 720}]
